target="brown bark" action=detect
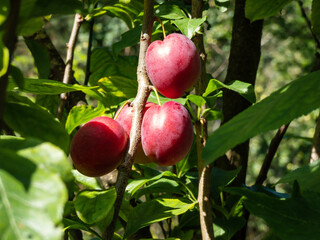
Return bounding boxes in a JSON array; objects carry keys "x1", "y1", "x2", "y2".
[
  {"x1": 216, "y1": 0, "x2": 263, "y2": 188},
  {"x1": 255, "y1": 124, "x2": 290, "y2": 185},
  {"x1": 215, "y1": 0, "x2": 263, "y2": 239},
  {"x1": 192, "y1": 0, "x2": 214, "y2": 239},
  {"x1": 103, "y1": 1, "x2": 154, "y2": 239},
  {"x1": 57, "y1": 13, "x2": 83, "y2": 120}
]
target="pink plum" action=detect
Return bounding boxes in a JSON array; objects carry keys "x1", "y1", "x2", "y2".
[
  {"x1": 146, "y1": 33, "x2": 201, "y2": 98},
  {"x1": 141, "y1": 101, "x2": 194, "y2": 166}
]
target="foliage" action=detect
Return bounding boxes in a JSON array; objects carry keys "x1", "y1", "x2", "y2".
[{"x1": 1, "y1": 0, "x2": 319, "y2": 239}]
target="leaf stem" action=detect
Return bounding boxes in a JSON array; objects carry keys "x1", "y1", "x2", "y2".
[
  {"x1": 114, "y1": 100, "x2": 131, "y2": 120},
  {"x1": 156, "y1": 17, "x2": 166, "y2": 38},
  {"x1": 149, "y1": 85, "x2": 161, "y2": 105}
]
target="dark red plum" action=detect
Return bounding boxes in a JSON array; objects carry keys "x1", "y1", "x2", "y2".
[{"x1": 70, "y1": 116, "x2": 128, "y2": 177}]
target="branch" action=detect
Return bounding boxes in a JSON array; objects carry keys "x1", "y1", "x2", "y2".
[
  {"x1": 255, "y1": 123, "x2": 290, "y2": 185},
  {"x1": 56, "y1": 13, "x2": 83, "y2": 120},
  {"x1": 309, "y1": 53, "x2": 320, "y2": 162},
  {"x1": 0, "y1": 0, "x2": 21, "y2": 133},
  {"x1": 298, "y1": 0, "x2": 320, "y2": 163},
  {"x1": 103, "y1": 1, "x2": 154, "y2": 239},
  {"x1": 298, "y1": 1, "x2": 320, "y2": 50},
  {"x1": 84, "y1": 17, "x2": 95, "y2": 86},
  {"x1": 191, "y1": 0, "x2": 214, "y2": 239}
]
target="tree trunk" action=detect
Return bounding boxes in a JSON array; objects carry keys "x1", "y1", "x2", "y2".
[{"x1": 215, "y1": 0, "x2": 263, "y2": 239}]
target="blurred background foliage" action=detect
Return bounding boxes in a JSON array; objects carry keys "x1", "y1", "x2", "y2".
[{"x1": 10, "y1": 0, "x2": 317, "y2": 238}]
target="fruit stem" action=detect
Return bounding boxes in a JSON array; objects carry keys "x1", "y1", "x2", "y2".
[
  {"x1": 150, "y1": 86, "x2": 162, "y2": 106},
  {"x1": 156, "y1": 17, "x2": 166, "y2": 39},
  {"x1": 114, "y1": 100, "x2": 131, "y2": 120}
]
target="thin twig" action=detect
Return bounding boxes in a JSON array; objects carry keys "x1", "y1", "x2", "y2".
[
  {"x1": 56, "y1": 13, "x2": 83, "y2": 120},
  {"x1": 297, "y1": 1, "x2": 320, "y2": 50},
  {"x1": 297, "y1": 1, "x2": 320, "y2": 163},
  {"x1": 84, "y1": 16, "x2": 95, "y2": 86},
  {"x1": 103, "y1": 1, "x2": 154, "y2": 239},
  {"x1": 192, "y1": 0, "x2": 214, "y2": 239},
  {"x1": 0, "y1": 0, "x2": 21, "y2": 133},
  {"x1": 255, "y1": 123, "x2": 290, "y2": 185}
]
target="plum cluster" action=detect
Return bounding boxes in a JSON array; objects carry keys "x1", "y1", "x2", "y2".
[{"x1": 70, "y1": 33, "x2": 200, "y2": 177}]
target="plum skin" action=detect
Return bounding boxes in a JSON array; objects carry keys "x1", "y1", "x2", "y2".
[
  {"x1": 70, "y1": 116, "x2": 128, "y2": 177},
  {"x1": 116, "y1": 102, "x2": 156, "y2": 164},
  {"x1": 146, "y1": 33, "x2": 201, "y2": 99},
  {"x1": 141, "y1": 101, "x2": 194, "y2": 166}
]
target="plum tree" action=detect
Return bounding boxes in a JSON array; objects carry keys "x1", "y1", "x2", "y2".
[
  {"x1": 70, "y1": 116, "x2": 128, "y2": 177},
  {"x1": 146, "y1": 33, "x2": 201, "y2": 98}
]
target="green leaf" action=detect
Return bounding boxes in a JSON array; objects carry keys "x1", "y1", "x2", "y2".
[
  {"x1": 173, "y1": 17, "x2": 206, "y2": 39},
  {"x1": 277, "y1": 161, "x2": 320, "y2": 193},
  {"x1": 20, "y1": 0, "x2": 83, "y2": 19},
  {"x1": 0, "y1": 140, "x2": 69, "y2": 239},
  {"x1": 133, "y1": 178, "x2": 182, "y2": 199},
  {"x1": 9, "y1": 65, "x2": 24, "y2": 90},
  {"x1": 65, "y1": 103, "x2": 105, "y2": 134},
  {"x1": 4, "y1": 99, "x2": 70, "y2": 152},
  {"x1": 0, "y1": 136, "x2": 73, "y2": 183},
  {"x1": 211, "y1": 167, "x2": 241, "y2": 199},
  {"x1": 63, "y1": 218, "x2": 102, "y2": 239},
  {"x1": 112, "y1": 25, "x2": 142, "y2": 55},
  {"x1": 227, "y1": 187, "x2": 320, "y2": 240},
  {"x1": 148, "y1": 92, "x2": 187, "y2": 105},
  {"x1": 8, "y1": 77, "x2": 99, "y2": 95},
  {"x1": 0, "y1": 0, "x2": 9, "y2": 26},
  {"x1": 74, "y1": 188, "x2": 117, "y2": 225},
  {"x1": 24, "y1": 38, "x2": 50, "y2": 79},
  {"x1": 0, "y1": 148, "x2": 37, "y2": 189},
  {"x1": 125, "y1": 198, "x2": 195, "y2": 237},
  {"x1": 98, "y1": 76, "x2": 138, "y2": 99},
  {"x1": 154, "y1": 3, "x2": 186, "y2": 19},
  {"x1": 100, "y1": 6, "x2": 135, "y2": 28},
  {"x1": 245, "y1": 0, "x2": 293, "y2": 22},
  {"x1": 0, "y1": 33, "x2": 9, "y2": 78},
  {"x1": 203, "y1": 79, "x2": 256, "y2": 103},
  {"x1": 17, "y1": 17, "x2": 44, "y2": 36},
  {"x1": 214, "y1": 217, "x2": 246, "y2": 240},
  {"x1": 0, "y1": 170, "x2": 65, "y2": 240},
  {"x1": 187, "y1": 94, "x2": 206, "y2": 107},
  {"x1": 91, "y1": 0, "x2": 143, "y2": 26},
  {"x1": 202, "y1": 109, "x2": 223, "y2": 121},
  {"x1": 126, "y1": 171, "x2": 174, "y2": 196},
  {"x1": 176, "y1": 139, "x2": 197, "y2": 177},
  {"x1": 89, "y1": 48, "x2": 138, "y2": 86},
  {"x1": 8, "y1": 77, "x2": 105, "y2": 103},
  {"x1": 203, "y1": 71, "x2": 320, "y2": 164},
  {"x1": 71, "y1": 170, "x2": 102, "y2": 190},
  {"x1": 311, "y1": 0, "x2": 320, "y2": 38}
]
